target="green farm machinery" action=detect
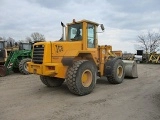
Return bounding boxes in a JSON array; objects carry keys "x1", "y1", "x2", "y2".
[{"x1": 0, "y1": 42, "x2": 32, "y2": 77}]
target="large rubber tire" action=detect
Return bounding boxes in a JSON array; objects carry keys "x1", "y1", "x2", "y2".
[
  {"x1": 105, "y1": 59, "x2": 125, "y2": 84},
  {"x1": 19, "y1": 58, "x2": 31, "y2": 75},
  {"x1": 0, "y1": 65, "x2": 7, "y2": 77},
  {"x1": 40, "y1": 75, "x2": 64, "y2": 87},
  {"x1": 66, "y1": 60, "x2": 96, "y2": 96}
]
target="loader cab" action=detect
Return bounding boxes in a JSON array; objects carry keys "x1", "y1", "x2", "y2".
[
  {"x1": 67, "y1": 19, "x2": 99, "y2": 50},
  {"x1": 19, "y1": 43, "x2": 32, "y2": 50}
]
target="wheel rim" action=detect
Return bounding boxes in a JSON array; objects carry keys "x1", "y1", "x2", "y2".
[
  {"x1": 117, "y1": 65, "x2": 123, "y2": 78},
  {"x1": 81, "y1": 70, "x2": 92, "y2": 87}
]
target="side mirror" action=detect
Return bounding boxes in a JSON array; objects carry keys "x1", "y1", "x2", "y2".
[
  {"x1": 61, "y1": 22, "x2": 65, "y2": 27},
  {"x1": 100, "y1": 24, "x2": 105, "y2": 31}
]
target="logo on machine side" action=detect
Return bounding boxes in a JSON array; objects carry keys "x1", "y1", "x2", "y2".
[{"x1": 55, "y1": 44, "x2": 63, "y2": 53}]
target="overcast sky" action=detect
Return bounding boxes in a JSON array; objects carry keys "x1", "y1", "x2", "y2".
[{"x1": 0, "y1": 0, "x2": 160, "y2": 53}]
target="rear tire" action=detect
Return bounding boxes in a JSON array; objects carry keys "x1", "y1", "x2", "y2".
[
  {"x1": 40, "y1": 75, "x2": 64, "y2": 87},
  {"x1": 105, "y1": 59, "x2": 125, "y2": 84},
  {"x1": 66, "y1": 60, "x2": 96, "y2": 96},
  {"x1": 19, "y1": 58, "x2": 31, "y2": 75}
]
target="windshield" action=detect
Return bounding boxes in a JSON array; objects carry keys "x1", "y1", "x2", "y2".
[
  {"x1": 68, "y1": 23, "x2": 82, "y2": 41},
  {"x1": 19, "y1": 43, "x2": 32, "y2": 50},
  {"x1": 0, "y1": 42, "x2": 4, "y2": 49}
]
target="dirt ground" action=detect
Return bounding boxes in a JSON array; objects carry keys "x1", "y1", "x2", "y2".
[{"x1": 0, "y1": 64, "x2": 160, "y2": 120}]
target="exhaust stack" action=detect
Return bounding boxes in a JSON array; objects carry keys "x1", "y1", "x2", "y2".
[{"x1": 61, "y1": 22, "x2": 66, "y2": 41}]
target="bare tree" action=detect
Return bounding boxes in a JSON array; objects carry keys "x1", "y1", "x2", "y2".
[
  {"x1": 0, "y1": 37, "x2": 6, "y2": 41},
  {"x1": 25, "y1": 37, "x2": 32, "y2": 42},
  {"x1": 18, "y1": 40, "x2": 25, "y2": 43},
  {"x1": 26, "y1": 32, "x2": 45, "y2": 42},
  {"x1": 6, "y1": 37, "x2": 15, "y2": 47},
  {"x1": 16, "y1": 40, "x2": 25, "y2": 46},
  {"x1": 138, "y1": 31, "x2": 160, "y2": 53}
]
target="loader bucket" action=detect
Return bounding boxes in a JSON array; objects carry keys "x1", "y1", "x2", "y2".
[
  {"x1": 0, "y1": 65, "x2": 7, "y2": 77},
  {"x1": 122, "y1": 60, "x2": 138, "y2": 78}
]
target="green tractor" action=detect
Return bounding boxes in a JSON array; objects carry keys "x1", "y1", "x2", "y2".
[{"x1": 0, "y1": 42, "x2": 32, "y2": 77}]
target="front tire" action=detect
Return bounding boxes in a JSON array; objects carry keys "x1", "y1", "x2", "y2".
[
  {"x1": 105, "y1": 59, "x2": 125, "y2": 84},
  {"x1": 19, "y1": 58, "x2": 31, "y2": 75},
  {"x1": 66, "y1": 60, "x2": 96, "y2": 96},
  {"x1": 40, "y1": 76, "x2": 64, "y2": 87}
]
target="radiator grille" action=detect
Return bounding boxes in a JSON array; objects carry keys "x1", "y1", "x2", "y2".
[{"x1": 32, "y1": 45, "x2": 44, "y2": 64}]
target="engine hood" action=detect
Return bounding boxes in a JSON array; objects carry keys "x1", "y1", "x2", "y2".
[{"x1": 51, "y1": 41, "x2": 82, "y2": 57}]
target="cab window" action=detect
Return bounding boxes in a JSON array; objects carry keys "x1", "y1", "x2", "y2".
[
  {"x1": 0, "y1": 42, "x2": 4, "y2": 49},
  {"x1": 87, "y1": 24, "x2": 95, "y2": 48},
  {"x1": 68, "y1": 23, "x2": 82, "y2": 41},
  {"x1": 19, "y1": 43, "x2": 32, "y2": 50}
]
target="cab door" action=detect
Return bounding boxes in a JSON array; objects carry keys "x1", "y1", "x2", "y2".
[
  {"x1": 87, "y1": 23, "x2": 96, "y2": 48},
  {"x1": 86, "y1": 23, "x2": 98, "y2": 64}
]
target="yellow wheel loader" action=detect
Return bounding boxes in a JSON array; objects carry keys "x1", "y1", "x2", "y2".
[{"x1": 27, "y1": 19, "x2": 138, "y2": 96}]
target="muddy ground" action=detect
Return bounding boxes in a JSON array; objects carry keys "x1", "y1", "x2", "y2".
[{"x1": 0, "y1": 64, "x2": 160, "y2": 120}]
